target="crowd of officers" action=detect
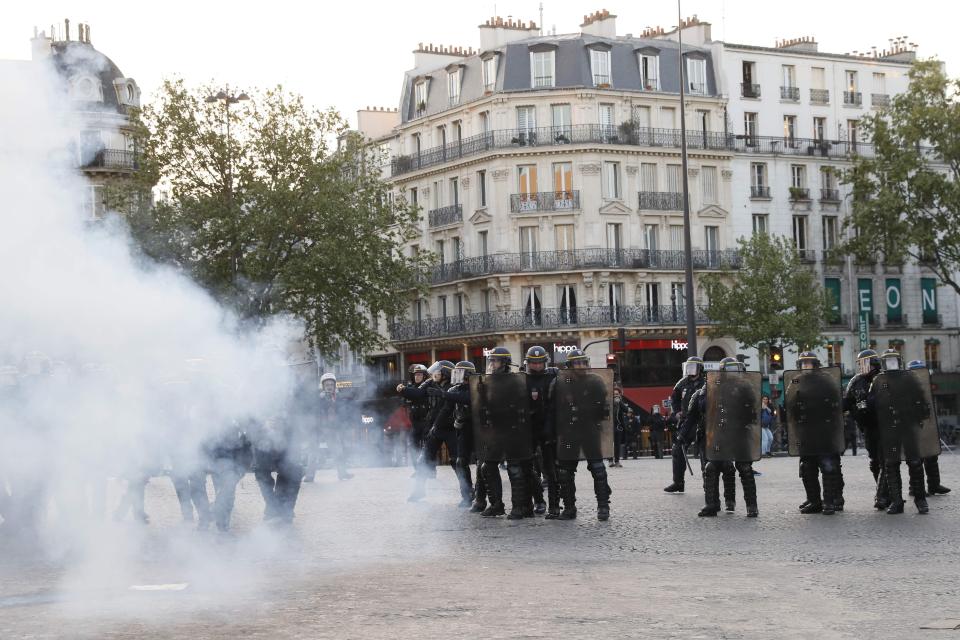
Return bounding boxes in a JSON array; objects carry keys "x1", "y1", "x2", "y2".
[
  {"x1": 0, "y1": 354, "x2": 357, "y2": 536},
  {"x1": 398, "y1": 346, "x2": 614, "y2": 521},
  {"x1": 662, "y1": 349, "x2": 950, "y2": 517}
]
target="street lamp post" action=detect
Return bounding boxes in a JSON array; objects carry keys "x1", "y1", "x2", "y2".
[
  {"x1": 677, "y1": 1, "x2": 698, "y2": 357},
  {"x1": 205, "y1": 89, "x2": 249, "y2": 199}
]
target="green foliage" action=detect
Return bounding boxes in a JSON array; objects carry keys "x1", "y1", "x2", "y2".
[
  {"x1": 703, "y1": 233, "x2": 829, "y2": 351},
  {"x1": 842, "y1": 59, "x2": 960, "y2": 289},
  {"x1": 119, "y1": 79, "x2": 430, "y2": 356}
]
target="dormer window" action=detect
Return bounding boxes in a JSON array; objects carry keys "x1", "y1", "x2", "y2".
[
  {"x1": 637, "y1": 49, "x2": 660, "y2": 90},
  {"x1": 71, "y1": 75, "x2": 102, "y2": 102},
  {"x1": 685, "y1": 55, "x2": 707, "y2": 94},
  {"x1": 530, "y1": 50, "x2": 555, "y2": 88},
  {"x1": 414, "y1": 80, "x2": 427, "y2": 116},
  {"x1": 482, "y1": 56, "x2": 497, "y2": 92},
  {"x1": 590, "y1": 49, "x2": 611, "y2": 86},
  {"x1": 447, "y1": 68, "x2": 461, "y2": 107}
]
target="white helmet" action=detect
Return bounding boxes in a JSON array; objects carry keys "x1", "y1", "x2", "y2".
[{"x1": 320, "y1": 373, "x2": 337, "y2": 385}]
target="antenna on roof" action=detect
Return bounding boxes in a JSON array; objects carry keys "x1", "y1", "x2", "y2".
[{"x1": 539, "y1": 2, "x2": 544, "y2": 36}]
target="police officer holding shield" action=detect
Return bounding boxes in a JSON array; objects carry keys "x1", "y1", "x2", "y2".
[
  {"x1": 844, "y1": 349, "x2": 888, "y2": 509},
  {"x1": 523, "y1": 346, "x2": 560, "y2": 517},
  {"x1": 664, "y1": 356, "x2": 705, "y2": 493}
]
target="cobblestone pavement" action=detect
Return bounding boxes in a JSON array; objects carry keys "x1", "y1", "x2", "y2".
[{"x1": 1, "y1": 453, "x2": 958, "y2": 639}]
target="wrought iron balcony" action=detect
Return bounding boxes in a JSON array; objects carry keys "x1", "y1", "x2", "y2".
[
  {"x1": 843, "y1": 91, "x2": 862, "y2": 106},
  {"x1": 872, "y1": 93, "x2": 891, "y2": 108},
  {"x1": 789, "y1": 187, "x2": 811, "y2": 201},
  {"x1": 427, "y1": 204, "x2": 462, "y2": 228},
  {"x1": 510, "y1": 191, "x2": 580, "y2": 213},
  {"x1": 593, "y1": 74, "x2": 611, "y2": 86},
  {"x1": 81, "y1": 149, "x2": 138, "y2": 171},
  {"x1": 750, "y1": 186, "x2": 771, "y2": 199},
  {"x1": 820, "y1": 188, "x2": 841, "y2": 202},
  {"x1": 780, "y1": 86, "x2": 800, "y2": 101},
  {"x1": 797, "y1": 248, "x2": 817, "y2": 263},
  {"x1": 810, "y1": 89, "x2": 830, "y2": 104},
  {"x1": 424, "y1": 248, "x2": 742, "y2": 285},
  {"x1": 741, "y1": 83, "x2": 761, "y2": 98},
  {"x1": 533, "y1": 75, "x2": 554, "y2": 88},
  {"x1": 688, "y1": 82, "x2": 706, "y2": 94},
  {"x1": 389, "y1": 305, "x2": 714, "y2": 342},
  {"x1": 638, "y1": 191, "x2": 684, "y2": 211}
]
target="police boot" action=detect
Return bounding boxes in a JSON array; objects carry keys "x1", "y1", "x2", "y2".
[
  {"x1": 506, "y1": 463, "x2": 532, "y2": 519},
  {"x1": 557, "y1": 466, "x2": 577, "y2": 520},
  {"x1": 663, "y1": 482, "x2": 684, "y2": 493},
  {"x1": 698, "y1": 463, "x2": 721, "y2": 517},
  {"x1": 589, "y1": 461, "x2": 611, "y2": 521},
  {"x1": 471, "y1": 465, "x2": 488, "y2": 512},
  {"x1": 722, "y1": 466, "x2": 736, "y2": 512},
  {"x1": 455, "y1": 464, "x2": 473, "y2": 508},
  {"x1": 480, "y1": 462, "x2": 504, "y2": 516},
  {"x1": 800, "y1": 462, "x2": 823, "y2": 514},
  {"x1": 874, "y1": 467, "x2": 891, "y2": 510},
  {"x1": 925, "y1": 457, "x2": 951, "y2": 495},
  {"x1": 739, "y1": 463, "x2": 759, "y2": 518},
  {"x1": 835, "y1": 462, "x2": 846, "y2": 511},
  {"x1": 821, "y1": 471, "x2": 841, "y2": 515},
  {"x1": 885, "y1": 465, "x2": 905, "y2": 514},
  {"x1": 907, "y1": 461, "x2": 929, "y2": 514},
  {"x1": 529, "y1": 466, "x2": 546, "y2": 515},
  {"x1": 544, "y1": 494, "x2": 561, "y2": 519}
]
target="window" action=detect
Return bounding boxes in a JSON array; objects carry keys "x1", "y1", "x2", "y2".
[
  {"x1": 432, "y1": 179, "x2": 441, "y2": 209},
  {"x1": 639, "y1": 53, "x2": 659, "y2": 89},
  {"x1": 782, "y1": 64, "x2": 796, "y2": 88},
  {"x1": 519, "y1": 226, "x2": 538, "y2": 268},
  {"x1": 608, "y1": 282, "x2": 625, "y2": 321},
  {"x1": 791, "y1": 165, "x2": 806, "y2": 189},
  {"x1": 827, "y1": 342, "x2": 842, "y2": 368},
  {"x1": 686, "y1": 57, "x2": 706, "y2": 94},
  {"x1": 811, "y1": 67, "x2": 826, "y2": 90},
  {"x1": 522, "y1": 286, "x2": 542, "y2": 324},
  {"x1": 436, "y1": 125, "x2": 447, "y2": 150},
  {"x1": 599, "y1": 103, "x2": 615, "y2": 139},
  {"x1": 553, "y1": 162, "x2": 572, "y2": 198},
  {"x1": 671, "y1": 281, "x2": 686, "y2": 310},
  {"x1": 701, "y1": 166, "x2": 718, "y2": 204},
  {"x1": 751, "y1": 162, "x2": 767, "y2": 188},
  {"x1": 438, "y1": 295, "x2": 448, "y2": 319},
  {"x1": 518, "y1": 164, "x2": 538, "y2": 196},
  {"x1": 784, "y1": 115, "x2": 797, "y2": 145},
  {"x1": 848, "y1": 119, "x2": 859, "y2": 147},
  {"x1": 410, "y1": 243, "x2": 420, "y2": 259},
  {"x1": 640, "y1": 163, "x2": 657, "y2": 191},
  {"x1": 644, "y1": 224, "x2": 659, "y2": 250},
  {"x1": 435, "y1": 239, "x2": 446, "y2": 264},
  {"x1": 551, "y1": 104, "x2": 572, "y2": 140},
  {"x1": 83, "y1": 184, "x2": 105, "y2": 219},
  {"x1": 482, "y1": 57, "x2": 497, "y2": 92},
  {"x1": 744, "y1": 112, "x2": 758, "y2": 144},
  {"x1": 412, "y1": 133, "x2": 422, "y2": 156},
  {"x1": 742, "y1": 61, "x2": 758, "y2": 97},
  {"x1": 555, "y1": 224, "x2": 575, "y2": 250},
  {"x1": 530, "y1": 50, "x2": 555, "y2": 88},
  {"x1": 478, "y1": 230, "x2": 488, "y2": 257},
  {"x1": 590, "y1": 49, "x2": 611, "y2": 85},
  {"x1": 414, "y1": 81, "x2": 427, "y2": 115},
  {"x1": 793, "y1": 215, "x2": 808, "y2": 254},
  {"x1": 873, "y1": 72, "x2": 886, "y2": 94},
  {"x1": 479, "y1": 111, "x2": 490, "y2": 134},
  {"x1": 670, "y1": 224, "x2": 684, "y2": 250},
  {"x1": 482, "y1": 288, "x2": 492, "y2": 313},
  {"x1": 516, "y1": 106, "x2": 536, "y2": 143},
  {"x1": 821, "y1": 167, "x2": 838, "y2": 199},
  {"x1": 846, "y1": 70, "x2": 858, "y2": 92},
  {"x1": 633, "y1": 105, "x2": 652, "y2": 128},
  {"x1": 602, "y1": 162, "x2": 621, "y2": 199},
  {"x1": 645, "y1": 282, "x2": 660, "y2": 307},
  {"x1": 451, "y1": 236, "x2": 462, "y2": 262},
  {"x1": 660, "y1": 106, "x2": 676, "y2": 128},
  {"x1": 823, "y1": 216, "x2": 839, "y2": 250},
  {"x1": 705, "y1": 226, "x2": 719, "y2": 252},
  {"x1": 666, "y1": 164, "x2": 682, "y2": 193},
  {"x1": 558, "y1": 285, "x2": 577, "y2": 324},
  {"x1": 742, "y1": 61, "x2": 756, "y2": 84},
  {"x1": 606, "y1": 223, "x2": 623, "y2": 250},
  {"x1": 409, "y1": 187, "x2": 418, "y2": 208},
  {"x1": 925, "y1": 342, "x2": 941, "y2": 371},
  {"x1": 813, "y1": 117, "x2": 826, "y2": 142},
  {"x1": 752, "y1": 214, "x2": 769, "y2": 234},
  {"x1": 449, "y1": 177, "x2": 459, "y2": 206},
  {"x1": 447, "y1": 69, "x2": 461, "y2": 106},
  {"x1": 477, "y1": 170, "x2": 486, "y2": 207}
]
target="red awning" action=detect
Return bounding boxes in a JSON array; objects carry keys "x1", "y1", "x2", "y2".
[{"x1": 623, "y1": 387, "x2": 673, "y2": 414}]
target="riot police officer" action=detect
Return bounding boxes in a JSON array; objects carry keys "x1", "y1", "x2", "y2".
[
  {"x1": 792, "y1": 351, "x2": 845, "y2": 515},
  {"x1": 844, "y1": 349, "x2": 887, "y2": 509},
  {"x1": 664, "y1": 356, "x2": 705, "y2": 493},
  {"x1": 906, "y1": 360, "x2": 951, "y2": 497},
  {"x1": 440, "y1": 361, "x2": 484, "y2": 509},
  {"x1": 318, "y1": 373, "x2": 354, "y2": 481},
  {"x1": 475, "y1": 347, "x2": 516, "y2": 517},
  {"x1": 554, "y1": 349, "x2": 612, "y2": 521},
  {"x1": 688, "y1": 357, "x2": 759, "y2": 518},
  {"x1": 869, "y1": 349, "x2": 928, "y2": 514},
  {"x1": 402, "y1": 360, "x2": 460, "y2": 503},
  {"x1": 523, "y1": 346, "x2": 559, "y2": 517},
  {"x1": 398, "y1": 364, "x2": 431, "y2": 469}
]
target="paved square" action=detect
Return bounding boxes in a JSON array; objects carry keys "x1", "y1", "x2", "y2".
[{"x1": 1, "y1": 453, "x2": 958, "y2": 639}]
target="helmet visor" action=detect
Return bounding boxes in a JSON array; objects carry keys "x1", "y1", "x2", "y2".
[
  {"x1": 683, "y1": 361, "x2": 700, "y2": 377},
  {"x1": 883, "y1": 356, "x2": 901, "y2": 371},
  {"x1": 858, "y1": 357, "x2": 874, "y2": 375},
  {"x1": 450, "y1": 368, "x2": 465, "y2": 385}
]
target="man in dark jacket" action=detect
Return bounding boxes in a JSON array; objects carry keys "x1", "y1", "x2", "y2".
[
  {"x1": 399, "y1": 360, "x2": 458, "y2": 503},
  {"x1": 664, "y1": 356, "x2": 705, "y2": 492},
  {"x1": 647, "y1": 406, "x2": 665, "y2": 459}
]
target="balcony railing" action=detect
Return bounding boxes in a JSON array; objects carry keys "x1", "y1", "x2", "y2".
[
  {"x1": 789, "y1": 187, "x2": 811, "y2": 201},
  {"x1": 843, "y1": 91, "x2": 862, "y2": 106},
  {"x1": 872, "y1": 93, "x2": 891, "y2": 108},
  {"x1": 593, "y1": 74, "x2": 610, "y2": 86},
  {"x1": 750, "y1": 186, "x2": 771, "y2": 199},
  {"x1": 390, "y1": 125, "x2": 938, "y2": 178},
  {"x1": 780, "y1": 86, "x2": 800, "y2": 101},
  {"x1": 81, "y1": 149, "x2": 138, "y2": 171},
  {"x1": 810, "y1": 89, "x2": 830, "y2": 104},
  {"x1": 390, "y1": 305, "x2": 714, "y2": 342},
  {"x1": 427, "y1": 204, "x2": 462, "y2": 228},
  {"x1": 509, "y1": 191, "x2": 580, "y2": 213},
  {"x1": 741, "y1": 83, "x2": 761, "y2": 98},
  {"x1": 820, "y1": 188, "x2": 841, "y2": 202},
  {"x1": 533, "y1": 76, "x2": 554, "y2": 88},
  {"x1": 425, "y1": 248, "x2": 742, "y2": 285},
  {"x1": 638, "y1": 191, "x2": 684, "y2": 211},
  {"x1": 797, "y1": 248, "x2": 817, "y2": 263}
]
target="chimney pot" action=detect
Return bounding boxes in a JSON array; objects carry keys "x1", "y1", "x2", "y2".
[{"x1": 64, "y1": 18, "x2": 70, "y2": 41}]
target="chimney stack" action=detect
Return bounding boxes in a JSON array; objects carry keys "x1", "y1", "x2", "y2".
[
  {"x1": 64, "y1": 18, "x2": 70, "y2": 42},
  {"x1": 580, "y1": 9, "x2": 617, "y2": 38}
]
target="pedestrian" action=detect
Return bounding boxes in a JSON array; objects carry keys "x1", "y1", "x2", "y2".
[
  {"x1": 610, "y1": 386, "x2": 626, "y2": 467},
  {"x1": 648, "y1": 405, "x2": 665, "y2": 459},
  {"x1": 760, "y1": 395, "x2": 775, "y2": 456}
]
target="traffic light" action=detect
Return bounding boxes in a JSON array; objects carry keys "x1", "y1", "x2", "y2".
[
  {"x1": 769, "y1": 345, "x2": 783, "y2": 371},
  {"x1": 615, "y1": 327, "x2": 627, "y2": 351}
]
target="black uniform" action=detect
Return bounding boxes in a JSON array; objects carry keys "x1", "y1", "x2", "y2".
[
  {"x1": 844, "y1": 371, "x2": 886, "y2": 507},
  {"x1": 666, "y1": 374, "x2": 704, "y2": 490},
  {"x1": 525, "y1": 367, "x2": 559, "y2": 514},
  {"x1": 866, "y1": 375, "x2": 927, "y2": 513},
  {"x1": 443, "y1": 383, "x2": 483, "y2": 507},
  {"x1": 251, "y1": 413, "x2": 307, "y2": 523},
  {"x1": 402, "y1": 378, "x2": 463, "y2": 500},
  {"x1": 686, "y1": 386, "x2": 758, "y2": 517},
  {"x1": 647, "y1": 412, "x2": 665, "y2": 459},
  {"x1": 401, "y1": 380, "x2": 431, "y2": 469},
  {"x1": 204, "y1": 423, "x2": 253, "y2": 531}
]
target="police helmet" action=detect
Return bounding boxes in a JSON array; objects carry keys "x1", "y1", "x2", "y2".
[
  {"x1": 565, "y1": 348, "x2": 590, "y2": 368},
  {"x1": 427, "y1": 360, "x2": 455, "y2": 381},
  {"x1": 682, "y1": 356, "x2": 704, "y2": 377},
  {"x1": 485, "y1": 347, "x2": 512, "y2": 374},
  {"x1": 719, "y1": 356, "x2": 744, "y2": 372},
  {"x1": 797, "y1": 351, "x2": 821, "y2": 369},
  {"x1": 856, "y1": 349, "x2": 881, "y2": 375},
  {"x1": 880, "y1": 348, "x2": 903, "y2": 371},
  {"x1": 451, "y1": 360, "x2": 476, "y2": 385}
]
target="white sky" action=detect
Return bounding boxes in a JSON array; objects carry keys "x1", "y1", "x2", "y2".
[{"x1": 3, "y1": 1, "x2": 958, "y2": 127}]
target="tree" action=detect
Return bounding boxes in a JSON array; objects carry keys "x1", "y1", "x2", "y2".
[
  {"x1": 120, "y1": 80, "x2": 430, "y2": 355},
  {"x1": 703, "y1": 233, "x2": 829, "y2": 352},
  {"x1": 842, "y1": 59, "x2": 960, "y2": 292}
]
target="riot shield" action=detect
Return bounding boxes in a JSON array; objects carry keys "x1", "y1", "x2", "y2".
[
  {"x1": 470, "y1": 373, "x2": 533, "y2": 461},
  {"x1": 873, "y1": 370, "x2": 941, "y2": 460},
  {"x1": 553, "y1": 368, "x2": 615, "y2": 461},
  {"x1": 704, "y1": 370, "x2": 762, "y2": 462},
  {"x1": 784, "y1": 367, "x2": 844, "y2": 456}
]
